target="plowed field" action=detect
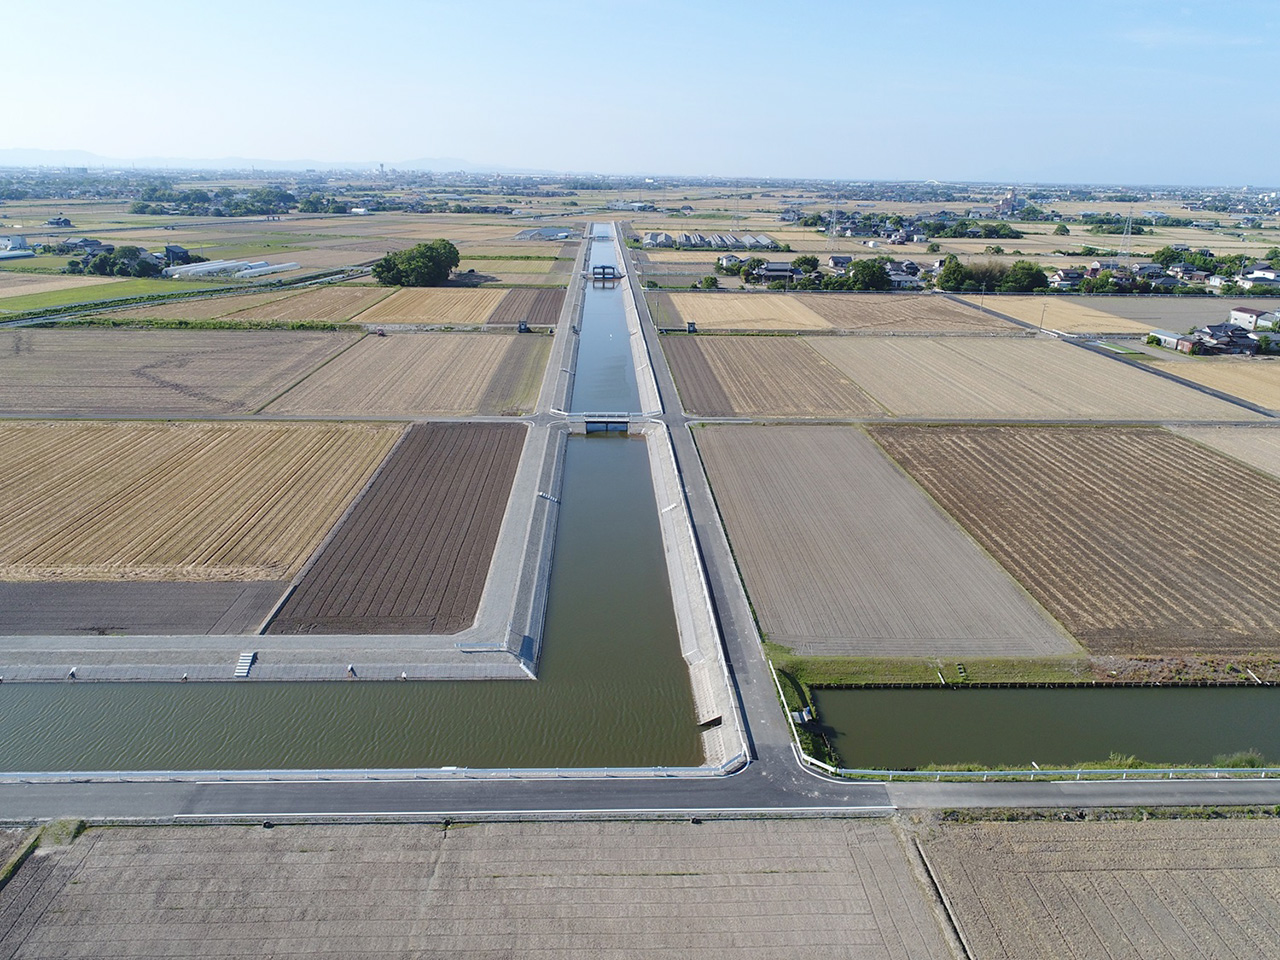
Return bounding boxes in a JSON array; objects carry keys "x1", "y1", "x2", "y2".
[
  {"x1": 268, "y1": 423, "x2": 525, "y2": 634},
  {"x1": 264, "y1": 332, "x2": 548, "y2": 416},
  {"x1": 0, "y1": 421, "x2": 402, "y2": 581},
  {"x1": 810, "y1": 337, "x2": 1262, "y2": 420},
  {"x1": 870, "y1": 425, "x2": 1280, "y2": 654},
  {"x1": 223, "y1": 286, "x2": 394, "y2": 323},
  {"x1": 662, "y1": 337, "x2": 883, "y2": 417},
  {"x1": 0, "y1": 328, "x2": 359, "y2": 416},
  {"x1": 796, "y1": 293, "x2": 1016, "y2": 332},
  {"x1": 664, "y1": 292, "x2": 830, "y2": 330},
  {"x1": 485, "y1": 288, "x2": 566, "y2": 326},
  {"x1": 352, "y1": 287, "x2": 508, "y2": 325},
  {"x1": 922, "y1": 819, "x2": 1280, "y2": 960},
  {"x1": 696, "y1": 426, "x2": 1073, "y2": 656},
  {"x1": 1143, "y1": 356, "x2": 1280, "y2": 410}
]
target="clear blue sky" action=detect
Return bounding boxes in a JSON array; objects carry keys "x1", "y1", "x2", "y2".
[{"x1": 7, "y1": 0, "x2": 1276, "y2": 185}]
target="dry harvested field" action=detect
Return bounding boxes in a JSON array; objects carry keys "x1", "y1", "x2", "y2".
[
  {"x1": 96, "y1": 289, "x2": 302, "y2": 322},
  {"x1": 223, "y1": 285, "x2": 394, "y2": 323},
  {"x1": 920, "y1": 818, "x2": 1280, "y2": 960},
  {"x1": 284, "y1": 247, "x2": 379, "y2": 270},
  {"x1": 1172, "y1": 424, "x2": 1280, "y2": 479},
  {"x1": 0, "y1": 328, "x2": 358, "y2": 416},
  {"x1": 1142, "y1": 356, "x2": 1280, "y2": 410},
  {"x1": 664, "y1": 336, "x2": 883, "y2": 418},
  {"x1": 0, "y1": 421, "x2": 401, "y2": 582},
  {"x1": 0, "y1": 820, "x2": 951, "y2": 959},
  {"x1": 265, "y1": 332, "x2": 548, "y2": 416},
  {"x1": 352, "y1": 286, "x2": 508, "y2": 325},
  {"x1": 959, "y1": 294, "x2": 1227, "y2": 335},
  {"x1": 0, "y1": 272, "x2": 119, "y2": 298},
  {"x1": 269, "y1": 423, "x2": 524, "y2": 634},
  {"x1": 810, "y1": 337, "x2": 1262, "y2": 421},
  {"x1": 796, "y1": 292, "x2": 1018, "y2": 333},
  {"x1": 697, "y1": 426, "x2": 1072, "y2": 656},
  {"x1": 485, "y1": 287, "x2": 566, "y2": 325},
  {"x1": 665, "y1": 291, "x2": 831, "y2": 330},
  {"x1": 870, "y1": 424, "x2": 1280, "y2": 654}
]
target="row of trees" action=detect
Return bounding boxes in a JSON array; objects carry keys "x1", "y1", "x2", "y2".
[{"x1": 370, "y1": 240, "x2": 460, "y2": 286}]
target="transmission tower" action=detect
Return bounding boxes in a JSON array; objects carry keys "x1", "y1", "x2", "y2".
[{"x1": 1120, "y1": 205, "x2": 1134, "y2": 276}]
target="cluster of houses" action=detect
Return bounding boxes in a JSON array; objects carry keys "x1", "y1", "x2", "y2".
[
  {"x1": 1049, "y1": 246, "x2": 1280, "y2": 292},
  {"x1": 641, "y1": 231, "x2": 778, "y2": 251},
  {"x1": 1150, "y1": 307, "x2": 1279, "y2": 355}
]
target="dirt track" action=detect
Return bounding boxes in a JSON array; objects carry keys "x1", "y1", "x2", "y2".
[{"x1": 268, "y1": 422, "x2": 526, "y2": 635}]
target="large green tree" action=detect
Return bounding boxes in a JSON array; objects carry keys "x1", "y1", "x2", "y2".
[
  {"x1": 998, "y1": 260, "x2": 1049, "y2": 293},
  {"x1": 847, "y1": 259, "x2": 891, "y2": 291},
  {"x1": 937, "y1": 254, "x2": 966, "y2": 291},
  {"x1": 371, "y1": 239, "x2": 461, "y2": 286}
]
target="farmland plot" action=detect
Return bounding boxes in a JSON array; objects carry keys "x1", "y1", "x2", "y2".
[
  {"x1": 265, "y1": 333, "x2": 548, "y2": 416},
  {"x1": 0, "y1": 421, "x2": 402, "y2": 581},
  {"x1": 268, "y1": 423, "x2": 525, "y2": 634},
  {"x1": 811, "y1": 337, "x2": 1262, "y2": 420},
  {"x1": 666, "y1": 292, "x2": 831, "y2": 330},
  {"x1": 960, "y1": 294, "x2": 1186, "y2": 335},
  {"x1": 485, "y1": 288, "x2": 566, "y2": 326},
  {"x1": 0, "y1": 328, "x2": 358, "y2": 416},
  {"x1": 796, "y1": 292, "x2": 1017, "y2": 333},
  {"x1": 222, "y1": 285, "x2": 394, "y2": 323},
  {"x1": 0, "y1": 272, "x2": 120, "y2": 298},
  {"x1": 663, "y1": 337, "x2": 883, "y2": 418},
  {"x1": 351, "y1": 287, "x2": 508, "y2": 325},
  {"x1": 921, "y1": 819, "x2": 1280, "y2": 960},
  {"x1": 98, "y1": 289, "x2": 303, "y2": 321},
  {"x1": 1172, "y1": 425, "x2": 1280, "y2": 478},
  {"x1": 1142, "y1": 356, "x2": 1280, "y2": 411},
  {"x1": 870, "y1": 425, "x2": 1280, "y2": 654},
  {"x1": 696, "y1": 426, "x2": 1073, "y2": 656}
]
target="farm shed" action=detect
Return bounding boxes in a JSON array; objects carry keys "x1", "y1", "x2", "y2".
[{"x1": 1149, "y1": 329, "x2": 1194, "y2": 352}]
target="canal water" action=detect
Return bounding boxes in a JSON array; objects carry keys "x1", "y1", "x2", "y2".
[
  {"x1": 0, "y1": 224, "x2": 700, "y2": 771},
  {"x1": 569, "y1": 225, "x2": 638, "y2": 413},
  {"x1": 815, "y1": 686, "x2": 1280, "y2": 770}
]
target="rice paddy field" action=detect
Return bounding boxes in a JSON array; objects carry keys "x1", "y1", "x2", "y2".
[
  {"x1": 1140, "y1": 356, "x2": 1280, "y2": 411},
  {"x1": 870, "y1": 424, "x2": 1280, "y2": 655},
  {"x1": 0, "y1": 421, "x2": 402, "y2": 581},
  {"x1": 796, "y1": 293, "x2": 1019, "y2": 333},
  {"x1": 962, "y1": 294, "x2": 1236, "y2": 335},
  {"x1": 264, "y1": 332, "x2": 549, "y2": 416},
  {"x1": 1172, "y1": 424, "x2": 1280, "y2": 479},
  {"x1": 0, "y1": 272, "x2": 121, "y2": 298},
  {"x1": 0, "y1": 328, "x2": 359, "y2": 416},
  {"x1": 352, "y1": 287, "x2": 509, "y2": 325},
  {"x1": 810, "y1": 337, "x2": 1264, "y2": 420},
  {"x1": 920, "y1": 818, "x2": 1280, "y2": 960},
  {"x1": 0, "y1": 278, "x2": 209, "y2": 315},
  {"x1": 663, "y1": 336, "x2": 883, "y2": 418},
  {"x1": 223, "y1": 285, "x2": 394, "y2": 323},
  {"x1": 660, "y1": 292, "x2": 831, "y2": 330},
  {"x1": 696, "y1": 425, "x2": 1073, "y2": 657},
  {"x1": 96, "y1": 290, "x2": 303, "y2": 322}
]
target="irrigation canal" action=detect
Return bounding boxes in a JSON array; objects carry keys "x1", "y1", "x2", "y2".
[
  {"x1": 5, "y1": 223, "x2": 1280, "y2": 818},
  {"x1": 0, "y1": 223, "x2": 700, "y2": 772}
]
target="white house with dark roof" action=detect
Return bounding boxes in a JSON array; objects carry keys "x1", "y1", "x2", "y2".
[{"x1": 1229, "y1": 306, "x2": 1277, "y2": 330}]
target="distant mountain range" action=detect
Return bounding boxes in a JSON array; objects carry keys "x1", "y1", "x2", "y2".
[{"x1": 0, "y1": 148, "x2": 558, "y2": 175}]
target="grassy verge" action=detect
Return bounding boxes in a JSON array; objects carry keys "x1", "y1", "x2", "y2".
[
  {"x1": 764, "y1": 644, "x2": 1093, "y2": 687},
  {"x1": 0, "y1": 278, "x2": 221, "y2": 313}
]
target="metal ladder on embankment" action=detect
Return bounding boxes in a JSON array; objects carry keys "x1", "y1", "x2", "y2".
[{"x1": 234, "y1": 651, "x2": 257, "y2": 679}]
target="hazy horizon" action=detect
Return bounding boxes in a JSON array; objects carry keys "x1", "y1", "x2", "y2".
[{"x1": 8, "y1": 0, "x2": 1278, "y2": 186}]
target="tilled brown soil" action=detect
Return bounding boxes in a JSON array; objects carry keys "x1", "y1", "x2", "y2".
[
  {"x1": 267, "y1": 422, "x2": 526, "y2": 635},
  {"x1": 486, "y1": 288, "x2": 566, "y2": 326},
  {"x1": 871, "y1": 424, "x2": 1280, "y2": 655}
]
